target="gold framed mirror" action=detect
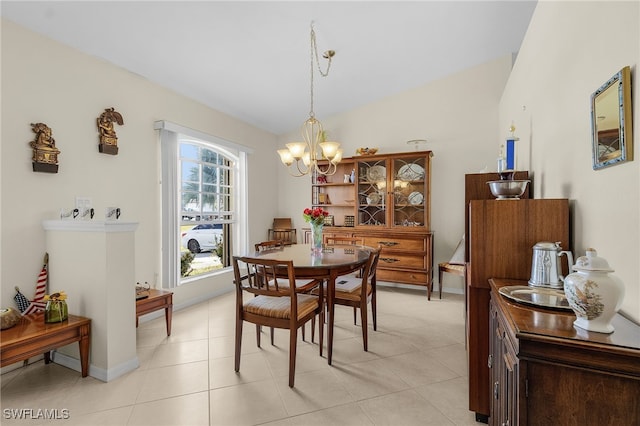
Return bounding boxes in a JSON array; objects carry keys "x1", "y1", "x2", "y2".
[{"x1": 591, "y1": 66, "x2": 633, "y2": 170}]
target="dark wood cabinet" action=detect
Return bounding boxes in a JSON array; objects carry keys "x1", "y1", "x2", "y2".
[
  {"x1": 466, "y1": 195, "x2": 569, "y2": 420},
  {"x1": 489, "y1": 278, "x2": 640, "y2": 426},
  {"x1": 464, "y1": 172, "x2": 530, "y2": 263}
]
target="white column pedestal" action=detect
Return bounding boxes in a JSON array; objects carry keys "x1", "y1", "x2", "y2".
[{"x1": 43, "y1": 220, "x2": 139, "y2": 381}]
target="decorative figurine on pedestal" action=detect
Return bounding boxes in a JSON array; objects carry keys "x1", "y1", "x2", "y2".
[
  {"x1": 97, "y1": 107, "x2": 124, "y2": 155},
  {"x1": 29, "y1": 122, "x2": 60, "y2": 173},
  {"x1": 505, "y1": 122, "x2": 519, "y2": 170}
]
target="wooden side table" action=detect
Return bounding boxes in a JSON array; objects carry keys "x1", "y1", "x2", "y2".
[
  {"x1": 136, "y1": 289, "x2": 173, "y2": 336},
  {"x1": 0, "y1": 313, "x2": 91, "y2": 377}
]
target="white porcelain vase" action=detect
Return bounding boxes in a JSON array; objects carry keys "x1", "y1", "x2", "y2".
[{"x1": 563, "y1": 248, "x2": 624, "y2": 334}]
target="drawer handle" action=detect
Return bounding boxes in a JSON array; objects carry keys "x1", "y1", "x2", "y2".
[
  {"x1": 378, "y1": 241, "x2": 399, "y2": 247},
  {"x1": 494, "y1": 381, "x2": 499, "y2": 400},
  {"x1": 380, "y1": 257, "x2": 399, "y2": 263},
  {"x1": 488, "y1": 354, "x2": 493, "y2": 368}
]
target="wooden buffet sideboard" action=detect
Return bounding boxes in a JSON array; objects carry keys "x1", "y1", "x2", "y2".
[{"x1": 489, "y1": 278, "x2": 640, "y2": 426}]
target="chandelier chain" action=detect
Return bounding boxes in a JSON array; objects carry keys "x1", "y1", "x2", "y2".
[{"x1": 309, "y1": 23, "x2": 332, "y2": 118}]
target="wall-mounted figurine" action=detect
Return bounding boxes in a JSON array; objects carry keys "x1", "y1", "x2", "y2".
[
  {"x1": 97, "y1": 107, "x2": 124, "y2": 155},
  {"x1": 29, "y1": 122, "x2": 60, "y2": 173}
]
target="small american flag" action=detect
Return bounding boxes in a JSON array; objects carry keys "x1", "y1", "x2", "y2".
[
  {"x1": 14, "y1": 287, "x2": 30, "y2": 313},
  {"x1": 22, "y1": 256, "x2": 49, "y2": 315}
]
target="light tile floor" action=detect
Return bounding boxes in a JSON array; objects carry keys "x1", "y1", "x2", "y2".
[{"x1": 1, "y1": 285, "x2": 478, "y2": 425}]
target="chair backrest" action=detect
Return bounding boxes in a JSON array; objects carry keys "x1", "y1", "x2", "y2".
[
  {"x1": 448, "y1": 235, "x2": 465, "y2": 265},
  {"x1": 363, "y1": 247, "x2": 382, "y2": 283},
  {"x1": 270, "y1": 218, "x2": 297, "y2": 244},
  {"x1": 324, "y1": 235, "x2": 363, "y2": 246},
  {"x1": 255, "y1": 240, "x2": 284, "y2": 252},
  {"x1": 272, "y1": 218, "x2": 293, "y2": 230},
  {"x1": 232, "y1": 256, "x2": 297, "y2": 298}
]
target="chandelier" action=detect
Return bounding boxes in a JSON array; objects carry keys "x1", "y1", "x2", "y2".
[{"x1": 277, "y1": 22, "x2": 342, "y2": 177}]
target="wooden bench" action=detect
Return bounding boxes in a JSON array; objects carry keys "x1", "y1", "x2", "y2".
[{"x1": 0, "y1": 312, "x2": 91, "y2": 377}]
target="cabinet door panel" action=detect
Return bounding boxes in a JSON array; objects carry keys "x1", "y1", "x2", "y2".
[
  {"x1": 355, "y1": 152, "x2": 431, "y2": 229},
  {"x1": 527, "y1": 362, "x2": 640, "y2": 426}
]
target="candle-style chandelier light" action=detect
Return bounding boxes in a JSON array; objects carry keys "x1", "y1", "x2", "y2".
[{"x1": 277, "y1": 22, "x2": 342, "y2": 177}]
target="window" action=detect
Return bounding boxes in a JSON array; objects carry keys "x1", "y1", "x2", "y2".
[
  {"x1": 179, "y1": 140, "x2": 233, "y2": 279},
  {"x1": 156, "y1": 121, "x2": 250, "y2": 288}
]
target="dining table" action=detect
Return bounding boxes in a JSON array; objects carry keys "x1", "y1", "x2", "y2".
[{"x1": 241, "y1": 243, "x2": 372, "y2": 365}]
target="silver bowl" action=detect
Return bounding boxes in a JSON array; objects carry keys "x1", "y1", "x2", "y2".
[{"x1": 487, "y1": 180, "x2": 530, "y2": 199}]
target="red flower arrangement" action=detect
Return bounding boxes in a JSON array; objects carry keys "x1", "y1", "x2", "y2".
[{"x1": 303, "y1": 207, "x2": 330, "y2": 225}]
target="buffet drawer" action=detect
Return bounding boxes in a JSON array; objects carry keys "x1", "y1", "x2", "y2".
[
  {"x1": 377, "y1": 269, "x2": 429, "y2": 286},
  {"x1": 359, "y1": 235, "x2": 426, "y2": 252},
  {"x1": 377, "y1": 252, "x2": 425, "y2": 269}
]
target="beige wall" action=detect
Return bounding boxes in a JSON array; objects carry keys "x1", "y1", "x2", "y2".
[
  {"x1": 277, "y1": 55, "x2": 516, "y2": 294},
  {"x1": 500, "y1": 1, "x2": 640, "y2": 321},
  {"x1": 0, "y1": 19, "x2": 280, "y2": 314}
]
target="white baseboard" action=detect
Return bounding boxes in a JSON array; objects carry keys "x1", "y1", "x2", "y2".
[
  {"x1": 51, "y1": 351, "x2": 139, "y2": 382},
  {"x1": 377, "y1": 281, "x2": 464, "y2": 295}
]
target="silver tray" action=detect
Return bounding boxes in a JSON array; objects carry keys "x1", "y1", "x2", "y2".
[{"x1": 498, "y1": 285, "x2": 572, "y2": 311}]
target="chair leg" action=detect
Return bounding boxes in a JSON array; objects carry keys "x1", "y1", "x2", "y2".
[
  {"x1": 235, "y1": 319, "x2": 243, "y2": 372},
  {"x1": 353, "y1": 307, "x2": 357, "y2": 325},
  {"x1": 438, "y1": 269, "x2": 443, "y2": 300},
  {"x1": 301, "y1": 323, "x2": 306, "y2": 341},
  {"x1": 256, "y1": 324, "x2": 261, "y2": 348},
  {"x1": 289, "y1": 327, "x2": 298, "y2": 387},
  {"x1": 270, "y1": 327, "x2": 275, "y2": 346},
  {"x1": 360, "y1": 302, "x2": 368, "y2": 351},
  {"x1": 311, "y1": 317, "x2": 316, "y2": 343},
  {"x1": 318, "y1": 309, "x2": 324, "y2": 356},
  {"x1": 372, "y1": 291, "x2": 377, "y2": 332}
]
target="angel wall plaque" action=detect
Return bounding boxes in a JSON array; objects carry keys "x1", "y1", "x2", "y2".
[
  {"x1": 29, "y1": 122, "x2": 60, "y2": 173},
  {"x1": 97, "y1": 107, "x2": 124, "y2": 155}
]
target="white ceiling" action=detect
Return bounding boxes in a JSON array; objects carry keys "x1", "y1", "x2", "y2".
[{"x1": 1, "y1": 1, "x2": 537, "y2": 135}]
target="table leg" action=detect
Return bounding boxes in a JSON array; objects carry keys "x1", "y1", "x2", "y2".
[
  {"x1": 79, "y1": 323, "x2": 90, "y2": 377},
  {"x1": 327, "y1": 271, "x2": 337, "y2": 365},
  {"x1": 164, "y1": 305, "x2": 172, "y2": 336}
]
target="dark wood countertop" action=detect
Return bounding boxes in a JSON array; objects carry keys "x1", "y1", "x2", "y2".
[{"x1": 489, "y1": 278, "x2": 640, "y2": 359}]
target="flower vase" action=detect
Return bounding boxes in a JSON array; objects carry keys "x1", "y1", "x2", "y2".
[{"x1": 310, "y1": 222, "x2": 324, "y2": 254}]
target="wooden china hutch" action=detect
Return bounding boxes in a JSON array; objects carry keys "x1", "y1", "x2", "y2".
[{"x1": 311, "y1": 151, "x2": 435, "y2": 297}]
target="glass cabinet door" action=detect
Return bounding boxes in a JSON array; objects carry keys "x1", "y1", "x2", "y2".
[
  {"x1": 391, "y1": 155, "x2": 428, "y2": 227},
  {"x1": 356, "y1": 158, "x2": 387, "y2": 226}
]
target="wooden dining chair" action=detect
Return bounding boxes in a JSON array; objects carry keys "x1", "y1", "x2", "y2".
[
  {"x1": 255, "y1": 240, "x2": 323, "y2": 341},
  {"x1": 268, "y1": 218, "x2": 297, "y2": 245},
  {"x1": 314, "y1": 246, "x2": 381, "y2": 351},
  {"x1": 323, "y1": 236, "x2": 365, "y2": 320},
  {"x1": 253, "y1": 240, "x2": 322, "y2": 343},
  {"x1": 335, "y1": 247, "x2": 381, "y2": 351},
  {"x1": 232, "y1": 255, "x2": 323, "y2": 387},
  {"x1": 437, "y1": 235, "x2": 466, "y2": 300}
]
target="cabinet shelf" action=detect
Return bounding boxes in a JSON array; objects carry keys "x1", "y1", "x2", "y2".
[
  {"x1": 312, "y1": 203, "x2": 353, "y2": 208},
  {"x1": 313, "y1": 183, "x2": 354, "y2": 187}
]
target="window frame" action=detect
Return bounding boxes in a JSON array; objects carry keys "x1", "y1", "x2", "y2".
[{"x1": 156, "y1": 121, "x2": 250, "y2": 288}]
